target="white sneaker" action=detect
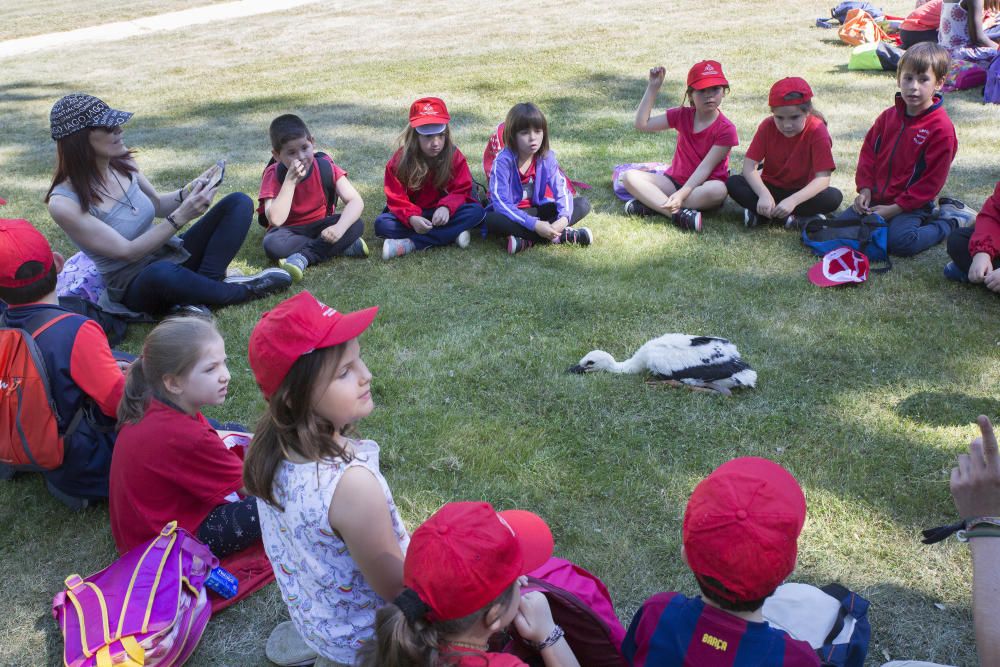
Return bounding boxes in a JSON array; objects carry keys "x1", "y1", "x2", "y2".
[
  {"x1": 382, "y1": 238, "x2": 416, "y2": 260},
  {"x1": 456, "y1": 230, "x2": 471, "y2": 248}
]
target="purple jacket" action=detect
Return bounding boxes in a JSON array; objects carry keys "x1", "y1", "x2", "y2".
[{"x1": 488, "y1": 147, "x2": 573, "y2": 231}]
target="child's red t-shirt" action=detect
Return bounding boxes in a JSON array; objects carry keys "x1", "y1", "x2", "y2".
[
  {"x1": 258, "y1": 154, "x2": 346, "y2": 227},
  {"x1": 746, "y1": 115, "x2": 836, "y2": 191},
  {"x1": 665, "y1": 106, "x2": 739, "y2": 186},
  {"x1": 440, "y1": 646, "x2": 528, "y2": 666},
  {"x1": 109, "y1": 398, "x2": 245, "y2": 553}
]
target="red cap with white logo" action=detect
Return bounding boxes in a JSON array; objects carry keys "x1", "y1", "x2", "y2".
[
  {"x1": 687, "y1": 60, "x2": 729, "y2": 90},
  {"x1": 408, "y1": 97, "x2": 451, "y2": 136},
  {"x1": 808, "y1": 247, "x2": 869, "y2": 287},
  {"x1": 248, "y1": 291, "x2": 378, "y2": 399}
]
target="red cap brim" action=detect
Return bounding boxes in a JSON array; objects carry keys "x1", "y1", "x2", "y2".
[
  {"x1": 808, "y1": 260, "x2": 840, "y2": 287},
  {"x1": 500, "y1": 509, "x2": 554, "y2": 574},
  {"x1": 692, "y1": 76, "x2": 729, "y2": 89},
  {"x1": 314, "y1": 305, "x2": 379, "y2": 351}
]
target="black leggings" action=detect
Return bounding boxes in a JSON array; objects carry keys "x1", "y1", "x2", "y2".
[
  {"x1": 726, "y1": 175, "x2": 842, "y2": 218},
  {"x1": 484, "y1": 197, "x2": 591, "y2": 242},
  {"x1": 196, "y1": 496, "x2": 261, "y2": 558}
]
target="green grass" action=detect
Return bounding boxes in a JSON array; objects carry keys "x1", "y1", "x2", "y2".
[{"x1": 1, "y1": 1, "x2": 999, "y2": 665}]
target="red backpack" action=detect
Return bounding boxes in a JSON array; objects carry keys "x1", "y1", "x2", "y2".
[
  {"x1": 0, "y1": 311, "x2": 80, "y2": 470},
  {"x1": 501, "y1": 557, "x2": 627, "y2": 667}
]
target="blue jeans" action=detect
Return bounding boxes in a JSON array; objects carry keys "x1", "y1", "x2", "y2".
[
  {"x1": 374, "y1": 203, "x2": 485, "y2": 250},
  {"x1": 835, "y1": 204, "x2": 951, "y2": 257},
  {"x1": 122, "y1": 193, "x2": 254, "y2": 313}
]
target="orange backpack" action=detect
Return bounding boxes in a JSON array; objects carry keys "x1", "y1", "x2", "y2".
[
  {"x1": 838, "y1": 8, "x2": 889, "y2": 46},
  {"x1": 0, "y1": 311, "x2": 79, "y2": 470}
]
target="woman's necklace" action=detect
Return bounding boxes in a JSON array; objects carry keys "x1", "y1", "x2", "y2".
[{"x1": 96, "y1": 169, "x2": 138, "y2": 215}]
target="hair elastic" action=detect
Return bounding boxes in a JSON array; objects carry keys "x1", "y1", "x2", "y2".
[{"x1": 394, "y1": 587, "x2": 431, "y2": 624}]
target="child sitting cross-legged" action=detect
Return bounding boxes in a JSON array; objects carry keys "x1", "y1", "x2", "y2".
[
  {"x1": 623, "y1": 457, "x2": 820, "y2": 666},
  {"x1": 259, "y1": 114, "x2": 368, "y2": 281},
  {"x1": 359, "y1": 501, "x2": 581, "y2": 667}
]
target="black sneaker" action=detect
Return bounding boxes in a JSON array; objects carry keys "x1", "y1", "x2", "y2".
[
  {"x1": 559, "y1": 227, "x2": 593, "y2": 246},
  {"x1": 226, "y1": 267, "x2": 293, "y2": 299},
  {"x1": 743, "y1": 208, "x2": 759, "y2": 228},
  {"x1": 672, "y1": 208, "x2": 703, "y2": 232},
  {"x1": 507, "y1": 236, "x2": 534, "y2": 255},
  {"x1": 624, "y1": 198, "x2": 654, "y2": 217},
  {"x1": 167, "y1": 303, "x2": 212, "y2": 318}
]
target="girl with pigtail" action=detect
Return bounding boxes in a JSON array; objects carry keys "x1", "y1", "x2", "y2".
[
  {"x1": 109, "y1": 316, "x2": 262, "y2": 563},
  {"x1": 359, "y1": 501, "x2": 580, "y2": 667}
]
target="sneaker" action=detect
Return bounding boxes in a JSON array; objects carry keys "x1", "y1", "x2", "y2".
[
  {"x1": 456, "y1": 230, "x2": 472, "y2": 248},
  {"x1": 943, "y1": 261, "x2": 969, "y2": 283},
  {"x1": 46, "y1": 480, "x2": 89, "y2": 511},
  {"x1": 785, "y1": 213, "x2": 824, "y2": 230},
  {"x1": 225, "y1": 267, "x2": 293, "y2": 299},
  {"x1": 743, "y1": 208, "x2": 759, "y2": 228},
  {"x1": 507, "y1": 236, "x2": 534, "y2": 255},
  {"x1": 266, "y1": 621, "x2": 318, "y2": 667},
  {"x1": 167, "y1": 303, "x2": 212, "y2": 318},
  {"x1": 559, "y1": 227, "x2": 593, "y2": 246},
  {"x1": 672, "y1": 208, "x2": 703, "y2": 232},
  {"x1": 937, "y1": 197, "x2": 977, "y2": 228},
  {"x1": 624, "y1": 198, "x2": 654, "y2": 217},
  {"x1": 343, "y1": 237, "x2": 369, "y2": 258},
  {"x1": 382, "y1": 238, "x2": 416, "y2": 260},
  {"x1": 279, "y1": 253, "x2": 308, "y2": 282}
]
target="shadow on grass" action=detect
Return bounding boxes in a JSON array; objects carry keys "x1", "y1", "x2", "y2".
[
  {"x1": 896, "y1": 391, "x2": 1000, "y2": 427},
  {"x1": 33, "y1": 609, "x2": 61, "y2": 667}
]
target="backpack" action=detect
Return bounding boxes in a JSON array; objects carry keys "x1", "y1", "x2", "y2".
[
  {"x1": 986, "y1": 55, "x2": 1000, "y2": 103},
  {"x1": 52, "y1": 521, "x2": 217, "y2": 667},
  {"x1": 611, "y1": 162, "x2": 671, "y2": 201},
  {"x1": 763, "y1": 582, "x2": 871, "y2": 667},
  {"x1": 501, "y1": 557, "x2": 627, "y2": 667},
  {"x1": 838, "y1": 8, "x2": 889, "y2": 46},
  {"x1": 256, "y1": 152, "x2": 338, "y2": 228},
  {"x1": 848, "y1": 41, "x2": 903, "y2": 71},
  {"x1": 831, "y1": 1, "x2": 884, "y2": 24},
  {"x1": 942, "y1": 59, "x2": 988, "y2": 93},
  {"x1": 802, "y1": 215, "x2": 891, "y2": 272},
  {"x1": 0, "y1": 310, "x2": 85, "y2": 471}
]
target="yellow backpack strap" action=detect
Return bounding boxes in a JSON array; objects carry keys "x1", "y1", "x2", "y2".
[{"x1": 120, "y1": 636, "x2": 145, "y2": 665}]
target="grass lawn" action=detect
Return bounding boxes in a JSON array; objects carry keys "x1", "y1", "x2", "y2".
[{"x1": 2, "y1": 1, "x2": 1000, "y2": 665}]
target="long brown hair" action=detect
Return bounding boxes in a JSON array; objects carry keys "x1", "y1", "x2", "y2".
[
  {"x1": 394, "y1": 126, "x2": 455, "y2": 192},
  {"x1": 243, "y1": 344, "x2": 354, "y2": 509},
  {"x1": 357, "y1": 584, "x2": 517, "y2": 667},
  {"x1": 45, "y1": 128, "x2": 136, "y2": 212},
  {"x1": 117, "y1": 317, "x2": 220, "y2": 426}
]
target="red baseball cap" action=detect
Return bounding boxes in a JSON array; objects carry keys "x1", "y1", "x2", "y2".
[
  {"x1": 687, "y1": 60, "x2": 729, "y2": 90},
  {"x1": 683, "y1": 457, "x2": 806, "y2": 603},
  {"x1": 769, "y1": 77, "x2": 814, "y2": 107},
  {"x1": 408, "y1": 97, "x2": 450, "y2": 136},
  {"x1": 247, "y1": 291, "x2": 378, "y2": 399},
  {"x1": 404, "y1": 502, "x2": 554, "y2": 622},
  {"x1": 808, "y1": 247, "x2": 869, "y2": 287},
  {"x1": 0, "y1": 218, "x2": 55, "y2": 288}
]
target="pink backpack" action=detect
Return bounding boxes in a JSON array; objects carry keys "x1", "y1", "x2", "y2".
[
  {"x1": 502, "y1": 557, "x2": 627, "y2": 667},
  {"x1": 52, "y1": 521, "x2": 217, "y2": 666}
]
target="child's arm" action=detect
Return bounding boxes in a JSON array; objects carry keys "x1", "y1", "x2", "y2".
[
  {"x1": 854, "y1": 114, "x2": 884, "y2": 212},
  {"x1": 665, "y1": 145, "x2": 730, "y2": 212},
  {"x1": 773, "y1": 171, "x2": 833, "y2": 219},
  {"x1": 967, "y1": 0, "x2": 999, "y2": 47},
  {"x1": 741, "y1": 157, "x2": 776, "y2": 217},
  {"x1": 970, "y1": 183, "x2": 1000, "y2": 286},
  {"x1": 320, "y1": 176, "x2": 365, "y2": 244},
  {"x1": 69, "y1": 320, "x2": 125, "y2": 417},
  {"x1": 437, "y1": 150, "x2": 475, "y2": 215},
  {"x1": 263, "y1": 160, "x2": 308, "y2": 227},
  {"x1": 514, "y1": 591, "x2": 581, "y2": 667},
  {"x1": 384, "y1": 160, "x2": 426, "y2": 230},
  {"x1": 327, "y1": 466, "x2": 404, "y2": 602},
  {"x1": 634, "y1": 67, "x2": 670, "y2": 132},
  {"x1": 549, "y1": 157, "x2": 573, "y2": 231},
  {"x1": 893, "y1": 128, "x2": 958, "y2": 214},
  {"x1": 489, "y1": 150, "x2": 540, "y2": 231}
]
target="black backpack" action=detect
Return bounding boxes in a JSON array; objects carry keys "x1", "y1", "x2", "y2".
[{"x1": 256, "y1": 152, "x2": 338, "y2": 228}]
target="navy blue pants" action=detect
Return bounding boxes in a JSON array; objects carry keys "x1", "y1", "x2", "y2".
[
  {"x1": 374, "y1": 203, "x2": 485, "y2": 250},
  {"x1": 262, "y1": 215, "x2": 364, "y2": 264},
  {"x1": 122, "y1": 193, "x2": 253, "y2": 313},
  {"x1": 835, "y1": 204, "x2": 952, "y2": 257}
]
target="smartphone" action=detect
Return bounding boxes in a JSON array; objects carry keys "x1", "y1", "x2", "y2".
[{"x1": 206, "y1": 159, "x2": 226, "y2": 190}]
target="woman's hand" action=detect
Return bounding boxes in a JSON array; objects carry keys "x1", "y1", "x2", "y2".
[
  {"x1": 409, "y1": 215, "x2": 433, "y2": 233},
  {"x1": 172, "y1": 178, "x2": 216, "y2": 225}
]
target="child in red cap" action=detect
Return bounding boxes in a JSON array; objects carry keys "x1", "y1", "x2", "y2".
[
  {"x1": 623, "y1": 457, "x2": 820, "y2": 666},
  {"x1": 620, "y1": 60, "x2": 739, "y2": 233},
  {"x1": 359, "y1": 500, "x2": 581, "y2": 667},
  {"x1": 726, "y1": 77, "x2": 842, "y2": 229},
  {"x1": 244, "y1": 291, "x2": 409, "y2": 667},
  {"x1": 0, "y1": 216, "x2": 123, "y2": 510},
  {"x1": 375, "y1": 97, "x2": 486, "y2": 259}
]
